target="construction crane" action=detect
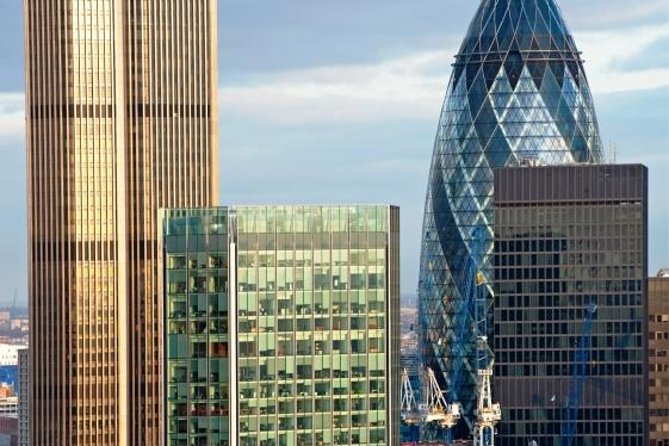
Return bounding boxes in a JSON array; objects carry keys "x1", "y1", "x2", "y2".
[
  {"x1": 401, "y1": 368, "x2": 421, "y2": 425},
  {"x1": 560, "y1": 303, "x2": 597, "y2": 446},
  {"x1": 471, "y1": 228, "x2": 500, "y2": 446},
  {"x1": 422, "y1": 367, "x2": 461, "y2": 429},
  {"x1": 473, "y1": 366, "x2": 501, "y2": 446},
  {"x1": 444, "y1": 225, "x2": 501, "y2": 444},
  {"x1": 400, "y1": 366, "x2": 461, "y2": 442},
  {"x1": 449, "y1": 227, "x2": 487, "y2": 407}
]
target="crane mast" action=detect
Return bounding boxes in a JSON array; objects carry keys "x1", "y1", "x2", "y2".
[
  {"x1": 401, "y1": 368, "x2": 421, "y2": 425},
  {"x1": 404, "y1": 225, "x2": 500, "y2": 445},
  {"x1": 472, "y1": 233, "x2": 500, "y2": 446},
  {"x1": 560, "y1": 303, "x2": 597, "y2": 445}
]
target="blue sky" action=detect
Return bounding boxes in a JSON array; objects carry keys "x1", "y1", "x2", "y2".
[{"x1": 0, "y1": 1, "x2": 668, "y2": 303}]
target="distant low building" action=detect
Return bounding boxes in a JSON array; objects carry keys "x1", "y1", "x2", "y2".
[
  {"x1": 0, "y1": 398, "x2": 17, "y2": 418},
  {"x1": 0, "y1": 415, "x2": 17, "y2": 446},
  {"x1": 0, "y1": 347, "x2": 25, "y2": 368},
  {"x1": 8, "y1": 320, "x2": 27, "y2": 333},
  {"x1": 17, "y1": 350, "x2": 26, "y2": 446}
]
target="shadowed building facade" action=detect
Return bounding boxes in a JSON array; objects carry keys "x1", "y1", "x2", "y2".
[
  {"x1": 24, "y1": 1, "x2": 218, "y2": 444},
  {"x1": 418, "y1": 0, "x2": 603, "y2": 434},
  {"x1": 493, "y1": 164, "x2": 648, "y2": 445}
]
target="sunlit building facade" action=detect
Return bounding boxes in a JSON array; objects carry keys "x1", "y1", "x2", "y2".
[
  {"x1": 24, "y1": 1, "x2": 218, "y2": 444},
  {"x1": 418, "y1": 0, "x2": 603, "y2": 433},
  {"x1": 649, "y1": 274, "x2": 669, "y2": 445},
  {"x1": 162, "y1": 206, "x2": 401, "y2": 446}
]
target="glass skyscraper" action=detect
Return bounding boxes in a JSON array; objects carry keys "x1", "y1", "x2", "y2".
[
  {"x1": 162, "y1": 205, "x2": 401, "y2": 446},
  {"x1": 418, "y1": 0, "x2": 604, "y2": 433}
]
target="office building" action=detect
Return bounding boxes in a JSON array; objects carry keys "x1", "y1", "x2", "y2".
[
  {"x1": 24, "y1": 1, "x2": 218, "y2": 444},
  {"x1": 493, "y1": 164, "x2": 648, "y2": 445},
  {"x1": 418, "y1": 0, "x2": 603, "y2": 432},
  {"x1": 0, "y1": 346, "x2": 25, "y2": 368},
  {"x1": 162, "y1": 205, "x2": 400, "y2": 446},
  {"x1": 163, "y1": 208, "x2": 230, "y2": 446},
  {"x1": 649, "y1": 272, "x2": 669, "y2": 445},
  {"x1": 16, "y1": 350, "x2": 26, "y2": 446},
  {"x1": 0, "y1": 416, "x2": 17, "y2": 446}
]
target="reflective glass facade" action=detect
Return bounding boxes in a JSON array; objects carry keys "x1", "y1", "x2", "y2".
[
  {"x1": 162, "y1": 206, "x2": 401, "y2": 446},
  {"x1": 418, "y1": 0, "x2": 604, "y2": 432},
  {"x1": 493, "y1": 165, "x2": 648, "y2": 445},
  {"x1": 163, "y1": 209, "x2": 230, "y2": 446}
]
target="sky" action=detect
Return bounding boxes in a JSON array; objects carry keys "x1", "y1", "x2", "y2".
[{"x1": 0, "y1": 1, "x2": 668, "y2": 303}]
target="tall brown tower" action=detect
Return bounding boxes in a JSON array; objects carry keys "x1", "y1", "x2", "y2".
[{"x1": 24, "y1": 1, "x2": 218, "y2": 444}]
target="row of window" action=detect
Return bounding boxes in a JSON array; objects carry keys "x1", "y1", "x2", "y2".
[
  {"x1": 495, "y1": 335, "x2": 643, "y2": 351},
  {"x1": 495, "y1": 362, "x2": 643, "y2": 377},
  {"x1": 497, "y1": 293, "x2": 643, "y2": 308},
  {"x1": 238, "y1": 428, "x2": 386, "y2": 446}
]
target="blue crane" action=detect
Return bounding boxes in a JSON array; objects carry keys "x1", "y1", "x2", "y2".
[
  {"x1": 560, "y1": 303, "x2": 597, "y2": 446},
  {"x1": 448, "y1": 226, "x2": 486, "y2": 406}
]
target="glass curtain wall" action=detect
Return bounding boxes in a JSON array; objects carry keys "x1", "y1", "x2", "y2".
[{"x1": 163, "y1": 209, "x2": 230, "y2": 446}]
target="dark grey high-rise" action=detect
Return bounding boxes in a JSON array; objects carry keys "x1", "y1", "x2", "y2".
[{"x1": 493, "y1": 164, "x2": 648, "y2": 445}]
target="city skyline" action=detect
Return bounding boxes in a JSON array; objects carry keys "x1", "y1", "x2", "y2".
[
  {"x1": 0, "y1": 1, "x2": 665, "y2": 445},
  {"x1": 0, "y1": 1, "x2": 668, "y2": 303}
]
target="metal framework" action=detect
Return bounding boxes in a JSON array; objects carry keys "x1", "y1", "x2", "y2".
[
  {"x1": 401, "y1": 367, "x2": 461, "y2": 443},
  {"x1": 473, "y1": 369, "x2": 501, "y2": 446},
  {"x1": 449, "y1": 227, "x2": 487, "y2": 408},
  {"x1": 401, "y1": 369, "x2": 421, "y2": 425}
]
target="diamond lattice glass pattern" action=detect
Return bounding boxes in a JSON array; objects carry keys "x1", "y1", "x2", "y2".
[{"x1": 418, "y1": 0, "x2": 604, "y2": 435}]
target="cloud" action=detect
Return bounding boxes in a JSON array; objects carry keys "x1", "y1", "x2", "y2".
[
  {"x1": 221, "y1": 48, "x2": 456, "y2": 125},
  {"x1": 612, "y1": 34, "x2": 669, "y2": 72},
  {"x1": 3, "y1": 23, "x2": 668, "y2": 130},
  {"x1": 0, "y1": 94, "x2": 24, "y2": 139},
  {"x1": 578, "y1": 23, "x2": 669, "y2": 94},
  {"x1": 564, "y1": 0, "x2": 669, "y2": 29},
  {"x1": 222, "y1": 22, "x2": 669, "y2": 125}
]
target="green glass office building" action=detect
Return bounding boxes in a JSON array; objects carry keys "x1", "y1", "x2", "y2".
[
  {"x1": 162, "y1": 209, "x2": 231, "y2": 446},
  {"x1": 161, "y1": 205, "x2": 400, "y2": 446}
]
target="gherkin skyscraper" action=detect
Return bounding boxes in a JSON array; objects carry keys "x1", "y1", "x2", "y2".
[{"x1": 418, "y1": 0, "x2": 603, "y2": 435}]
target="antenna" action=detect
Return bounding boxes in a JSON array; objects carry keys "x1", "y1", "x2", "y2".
[{"x1": 612, "y1": 143, "x2": 618, "y2": 164}]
